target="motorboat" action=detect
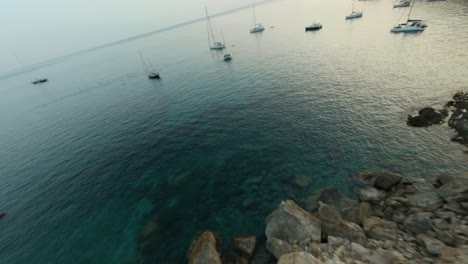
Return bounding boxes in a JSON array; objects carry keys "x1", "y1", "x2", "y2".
[
  {"x1": 210, "y1": 42, "x2": 225, "y2": 50},
  {"x1": 31, "y1": 78, "x2": 48, "y2": 84},
  {"x1": 393, "y1": 0, "x2": 411, "y2": 8},
  {"x1": 223, "y1": 53, "x2": 233, "y2": 61},
  {"x1": 346, "y1": 11, "x2": 363, "y2": 19},
  {"x1": 305, "y1": 22, "x2": 323, "y2": 31},
  {"x1": 148, "y1": 72, "x2": 160, "y2": 79}
]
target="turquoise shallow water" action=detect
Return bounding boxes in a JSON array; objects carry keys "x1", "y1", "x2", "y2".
[{"x1": 1, "y1": 0, "x2": 468, "y2": 263}]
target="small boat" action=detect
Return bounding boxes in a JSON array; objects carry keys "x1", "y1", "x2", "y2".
[
  {"x1": 427, "y1": 0, "x2": 446, "y2": 2},
  {"x1": 305, "y1": 22, "x2": 323, "y2": 31},
  {"x1": 346, "y1": 0, "x2": 363, "y2": 19},
  {"x1": 139, "y1": 51, "x2": 161, "y2": 79},
  {"x1": 250, "y1": 4, "x2": 265, "y2": 33},
  {"x1": 148, "y1": 72, "x2": 161, "y2": 79},
  {"x1": 221, "y1": 33, "x2": 233, "y2": 61},
  {"x1": 205, "y1": 7, "x2": 225, "y2": 50},
  {"x1": 390, "y1": 21, "x2": 425, "y2": 32},
  {"x1": 407, "y1": 19, "x2": 427, "y2": 27},
  {"x1": 393, "y1": 0, "x2": 411, "y2": 8},
  {"x1": 32, "y1": 78, "x2": 48, "y2": 84},
  {"x1": 223, "y1": 53, "x2": 233, "y2": 61},
  {"x1": 346, "y1": 11, "x2": 363, "y2": 19}
]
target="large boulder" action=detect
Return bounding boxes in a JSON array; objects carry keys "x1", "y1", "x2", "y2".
[
  {"x1": 318, "y1": 202, "x2": 368, "y2": 246},
  {"x1": 234, "y1": 236, "x2": 256, "y2": 257},
  {"x1": 363, "y1": 217, "x2": 398, "y2": 241},
  {"x1": 405, "y1": 191, "x2": 443, "y2": 211},
  {"x1": 359, "y1": 187, "x2": 385, "y2": 205},
  {"x1": 407, "y1": 107, "x2": 445, "y2": 127},
  {"x1": 188, "y1": 231, "x2": 222, "y2": 264},
  {"x1": 373, "y1": 171, "x2": 403, "y2": 191},
  {"x1": 316, "y1": 188, "x2": 360, "y2": 224},
  {"x1": 277, "y1": 251, "x2": 323, "y2": 264},
  {"x1": 265, "y1": 200, "x2": 321, "y2": 244}
]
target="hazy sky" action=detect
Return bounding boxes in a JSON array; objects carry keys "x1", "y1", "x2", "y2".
[{"x1": 0, "y1": 0, "x2": 258, "y2": 73}]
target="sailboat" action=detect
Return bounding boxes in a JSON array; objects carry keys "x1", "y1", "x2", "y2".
[
  {"x1": 205, "y1": 7, "x2": 225, "y2": 50},
  {"x1": 250, "y1": 4, "x2": 265, "y2": 33},
  {"x1": 390, "y1": 0, "x2": 426, "y2": 32},
  {"x1": 139, "y1": 51, "x2": 160, "y2": 79},
  {"x1": 221, "y1": 33, "x2": 233, "y2": 61},
  {"x1": 346, "y1": 0, "x2": 363, "y2": 19},
  {"x1": 14, "y1": 55, "x2": 48, "y2": 85}
]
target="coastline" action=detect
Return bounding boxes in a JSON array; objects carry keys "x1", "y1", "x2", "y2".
[{"x1": 187, "y1": 170, "x2": 468, "y2": 263}]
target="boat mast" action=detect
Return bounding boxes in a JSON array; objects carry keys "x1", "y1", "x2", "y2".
[
  {"x1": 205, "y1": 6, "x2": 216, "y2": 44},
  {"x1": 351, "y1": 0, "x2": 355, "y2": 13},
  {"x1": 138, "y1": 50, "x2": 149, "y2": 74},
  {"x1": 407, "y1": 0, "x2": 415, "y2": 20},
  {"x1": 221, "y1": 31, "x2": 228, "y2": 53},
  {"x1": 253, "y1": 4, "x2": 257, "y2": 25}
]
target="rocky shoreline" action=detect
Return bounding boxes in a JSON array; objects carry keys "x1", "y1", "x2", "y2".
[
  {"x1": 187, "y1": 170, "x2": 468, "y2": 263},
  {"x1": 407, "y1": 91, "x2": 468, "y2": 148}
]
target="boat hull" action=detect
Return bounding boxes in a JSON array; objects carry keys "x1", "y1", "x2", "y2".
[
  {"x1": 393, "y1": 2, "x2": 410, "y2": 7},
  {"x1": 305, "y1": 25, "x2": 322, "y2": 31},
  {"x1": 250, "y1": 27, "x2": 265, "y2": 33},
  {"x1": 346, "y1": 12, "x2": 363, "y2": 19},
  {"x1": 32, "y1": 79, "x2": 48, "y2": 84},
  {"x1": 390, "y1": 27, "x2": 424, "y2": 32}
]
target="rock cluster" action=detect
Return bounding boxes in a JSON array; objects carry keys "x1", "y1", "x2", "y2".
[
  {"x1": 407, "y1": 91, "x2": 468, "y2": 147},
  {"x1": 187, "y1": 170, "x2": 468, "y2": 263}
]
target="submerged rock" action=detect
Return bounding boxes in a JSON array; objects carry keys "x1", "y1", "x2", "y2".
[
  {"x1": 0, "y1": 212, "x2": 6, "y2": 219},
  {"x1": 188, "y1": 231, "x2": 222, "y2": 264},
  {"x1": 234, "y1": 236, "x2": 256, "y2": 257},
  {"x1": 290, "y1": 175, "x2": 312, "y2": 188},
  {"x1": 316, "y1": 188, "x2": 359, "y2": 224}
]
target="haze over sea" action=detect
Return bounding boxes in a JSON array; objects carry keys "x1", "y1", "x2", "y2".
[{"x1": 1, "y1": 0, "x2": 468, "y2": 263}]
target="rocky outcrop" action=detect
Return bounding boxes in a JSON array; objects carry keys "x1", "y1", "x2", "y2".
[
  {"x1": 185, "y1": 170, "x2": 468, "y2": 264},
  {"x1": 408, "y1": 91, "x2": 468, "y2": 147},
  {"x1": 407, "y1": 107, "x2": 446, "y2": 127},
  {"x1": 188, "y1": 231, "x2": 222, "y2": 264}
]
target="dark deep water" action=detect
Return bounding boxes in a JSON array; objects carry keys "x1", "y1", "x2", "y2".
[{"x1": 1, "y1": 0, "x2": 468, "y2": 263}]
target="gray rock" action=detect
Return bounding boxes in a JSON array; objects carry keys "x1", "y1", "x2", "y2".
[
  {"x1": 318, "y1": 202, "x2": 368, "y2": 246},
  {"x1": 369, "y1": 249, "x2": 397, "y2": 264},
  {"x1": 350, "y1": 242, "x2": 370, "y2": 261},
  {"x1": 406, "y1": 191, "x2": 443, "y2": 211},
  {"x1": 265, "y1": 200, "x2": 321, "y2": 244},
  {"x1": 432, "y1": 219, "x2": 450, "y2": 231},
  {"x1": 358, "y1": 202, "x2": 374, "y2": 225},
  {"x1": 266, "y1": 238, "x2": 300, "y2": 259},
  {"x1": 316, "y1": 188, "x2": 360, "y2": 224},
  {"x1": 435, "y1": 230, "x2": 455, "y2": 246},
  {"x1": 374, "y1": 170, "x2": 403, "y2": 191},
  {"x1": 277, "y1": 251, "x2": 323, "y2": 264},
  {"x1": 436, "y1": 177, "x2": 468, "y2": 203},
  {"x1": 434, "y1": 209, "x2": 457, "y2": 220},
  {"x1": 327, "y1": 236, "x2": 348, "y2": 248},
  {"x1": 392, "y1": 210, "x2": 406, "y2": 223},
  {"x1": 188, "y1": 231, "x2": 222, "y2": 264},
  {"x1": 363, "y1": 217, "x2": 398, "y2": 241},
  {"x1": 417, "y1": 234, "x2": 445, "y2": 255},
  {"x1": 404, "y1": 212, "x2": 433, "y2": 234},
  {"x1": 358, "y1": 170, "x2": 376, "y2": 181},
  {"x1": 234, "y1": 236, "x2": 256, "y2": 257},
  {"x1": 359, "y1": 187, "x2": 386, "y2": 205},
  {"x1": 250, "y1": 243, "x2": 275, "y2": 264}
]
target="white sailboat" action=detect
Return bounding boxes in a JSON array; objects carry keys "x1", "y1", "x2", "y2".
[
  {"x1": 205, "y1": 7, "x2": 225, "y2": 50},
  {"x1": 250, "y1": 4, "x2": 265, "y2": 33},
  {"x1": 346, "y1": 0, "x2": 363, "y2": 19},
  {"x1": 390, "y1": 0, "x2": 426, "y2": 33}
]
